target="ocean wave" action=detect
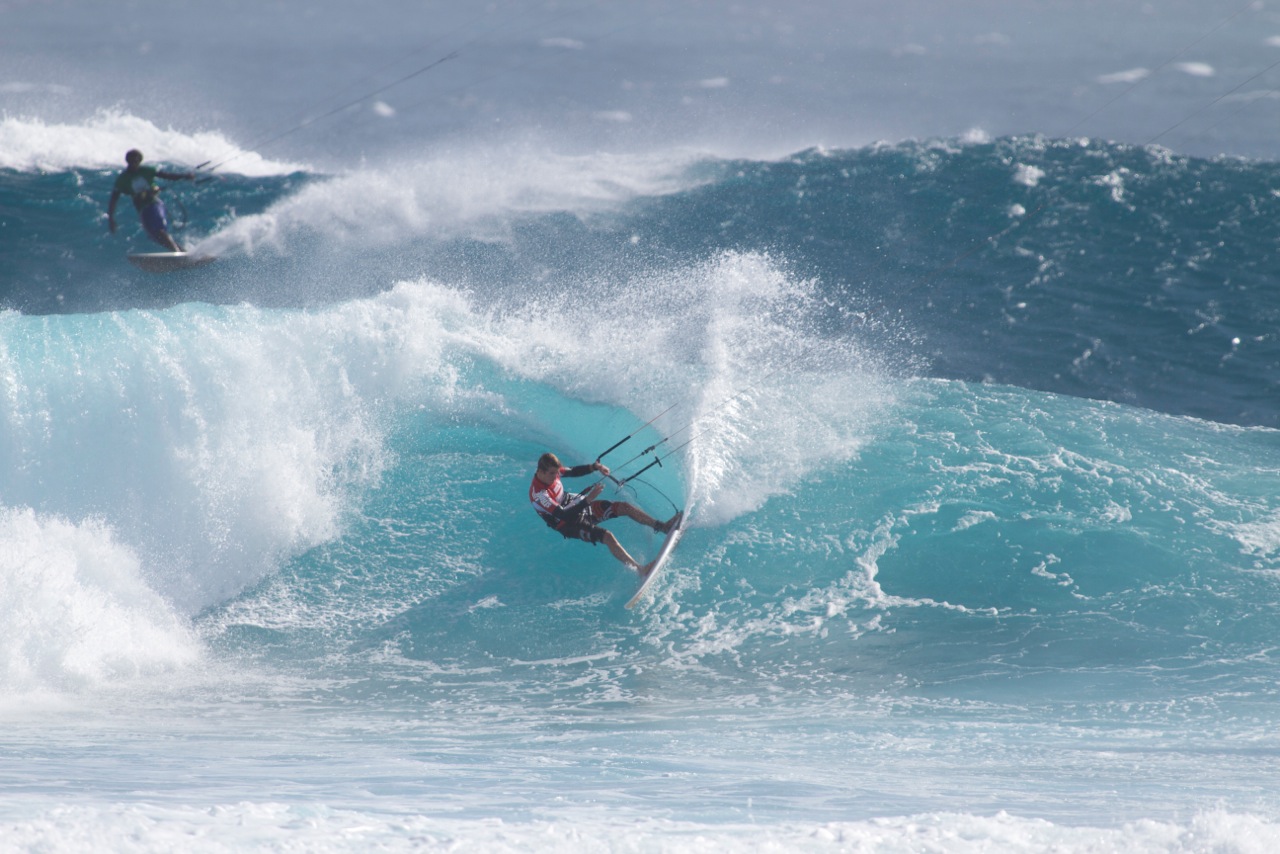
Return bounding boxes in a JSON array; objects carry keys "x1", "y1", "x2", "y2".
[
  {"x1": 0, "y1": 508, "x2": 200, "y2": 695},
  {"x1": 0, "y1": 109, "x2": 306, "y2": 175},
  {"x1": 4, "y1": 804, "x2": 1278, "y2": 853},
  {"x1": 6, "y1": 133, "x2": 1278, "y2": 436},
  {"x1": 193, "y1": 144, "x2": 709, "y2": 257}
]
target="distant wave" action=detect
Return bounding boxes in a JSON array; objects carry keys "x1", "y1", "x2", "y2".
[
  {"x1": 4, "y1": 133, "x2": 1279, "y2": 430},
  {"x1": 194, "y1": 144, "x2": 708, "y2": 257},
  {"x1": 0, "y1": 109, "x2": 306, "y2": 175}
]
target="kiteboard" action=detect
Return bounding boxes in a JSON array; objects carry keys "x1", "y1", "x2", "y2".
[
  {"x1": 625, "y1": 508, "x2": 687, "y2": 609},
  {"x1": 126, "y1": 251, "x2": 216, "y2": 273}
]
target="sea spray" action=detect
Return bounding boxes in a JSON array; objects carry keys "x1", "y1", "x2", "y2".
[{"x1": 0, "y1": 508, "x2": 200, "y2": 693}]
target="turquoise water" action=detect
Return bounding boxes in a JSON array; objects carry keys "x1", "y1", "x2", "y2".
[{"x1": 4, "y1": 1, "x2": 1280, "y2": 851}]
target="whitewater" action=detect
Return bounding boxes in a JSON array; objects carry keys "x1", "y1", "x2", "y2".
[{"x1": 4, "y1": 1, "x2": 1280, "y2": 851}]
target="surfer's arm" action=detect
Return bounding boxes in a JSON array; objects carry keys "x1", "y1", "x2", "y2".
[
  {"x1": 562, "y1": 462, "x2": 609, "y2": 479},
  {"x1": 568, "y1": 482, "x2": 605, "y2": 510},
  {"x1": 107, "y1": 189, "x2": 121, "y2": 232},
  {"x1": 539, "y1": 490, "x2": 590, "y2": 524},
  {"x1": 550, "y1": 483, "x2": 605, "y2": 522},
  {"x1": 562, "y1": 463, "x2": 607, "y2": 503}
]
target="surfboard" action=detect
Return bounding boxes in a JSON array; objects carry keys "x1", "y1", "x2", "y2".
[
  {"x1": 625, "y1": 509, "x2": 687, "y2": 609},
  {"x1": 126, "y1": 251, "x2": 216, "y2": 273}
]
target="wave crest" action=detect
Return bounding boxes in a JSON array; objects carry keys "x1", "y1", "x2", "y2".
[{"x1": 0, "y1": 109, "x2": 305, "y2": 175}]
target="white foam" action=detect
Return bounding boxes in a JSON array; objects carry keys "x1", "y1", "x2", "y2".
[
  {"x1": 194, "y1": 144, "x2": 705, "y2": 257},
  {"x1": 4, "y1": 805, "x2": 1279, "y2": 854},
  {"x1": 1176, "y1": 62, "x2": 1215, "y2": 78},
  {"x1": 0, "y1": 295, "x2": 428, "y2": 615},
  {"x1": 0, "y1": 507, "x2": 200, "y2": 695},
  {"x1": 1097, "y1": 67, "x2": 1149, "y2": 85},
  {"x1": 954, "y1": 510, "x2": 998, "y2": 531},
  {"x1": 470, "y1": 251, "x2": 894, "y2": 527},
  {"x1": 1013, "y1": 163, "x2": 1045, "y2": 187},
  {"x1": 0, "y1": 109, "x2": 305, "y2": 174},
  {"x1": 1224, "y1": 510, "x2": 1280, "y2": 558},
  {"x1": 1095, "y1": 168, "x2": 1130, "y2": 204}
]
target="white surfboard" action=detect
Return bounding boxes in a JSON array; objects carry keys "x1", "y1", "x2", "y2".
[
  {"x1": 625, "y1": 508, "x2": 687, "y2": 609},
  {"x1": 127, "y1": 251, "x2": 216, "y2": 273}
]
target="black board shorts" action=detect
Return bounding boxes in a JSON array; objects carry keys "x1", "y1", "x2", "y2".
[{"x1": 549, "y1": 500, "x2": 617, "y2": 545}]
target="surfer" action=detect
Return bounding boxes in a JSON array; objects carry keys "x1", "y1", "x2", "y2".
[
  {"x1": 107, "y1": 149, "x2": 195, "y2": 252},
  {"x1": 530, "y1": 452, "x2": 679, "y2": 574}
]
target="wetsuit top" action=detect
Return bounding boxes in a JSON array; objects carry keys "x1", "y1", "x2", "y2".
[
  {"x1": 113, "y1": 165, "x2": 162, "y2": 212},
  {"x1": 529, "y1": 464, "x2": 595, "y2": 526}
]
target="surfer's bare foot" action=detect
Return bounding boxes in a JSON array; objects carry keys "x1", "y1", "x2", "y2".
[{"x1": 637, "y1": 560, "x2": 656, "y2": 579}]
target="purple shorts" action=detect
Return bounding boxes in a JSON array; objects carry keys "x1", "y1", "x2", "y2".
[{"x1": 140, "y1": 200, "x2": 170, "y2": 240}]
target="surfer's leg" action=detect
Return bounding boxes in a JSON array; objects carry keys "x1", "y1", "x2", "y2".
[
  {"x1": 567, "y1": 519, "x2": 643, "y2": 573},
  {"x1": 141, "y1": 202, "x2": 183, "y2": 252},
  {"x1": 153, "y1": 230, "x2": 182, "y2": 252},
  {"x1": 599, "y1": 530, "x2": 643, "y2": 573},
  {"x1": 605, "y1": 501, "x2": 664, "y2": 532},
  {"x1": 610, "y1": 500, "x2": 679, "y2": 534}
]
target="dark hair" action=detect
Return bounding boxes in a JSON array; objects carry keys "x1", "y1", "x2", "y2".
[
  {"x1": 125, "y1": 149, "x2": 143, "y2": 164},
  {"x1": 538, "y1": 452, "x2": 561, "y2": 472}
]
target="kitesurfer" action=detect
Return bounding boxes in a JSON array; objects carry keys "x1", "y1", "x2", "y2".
[
  {"x1": 107, "y1": 149, "x2": 194, "y2": 252},
  {"x1": 530, "y1": 452, "x2": 679, "y2": 574}
]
